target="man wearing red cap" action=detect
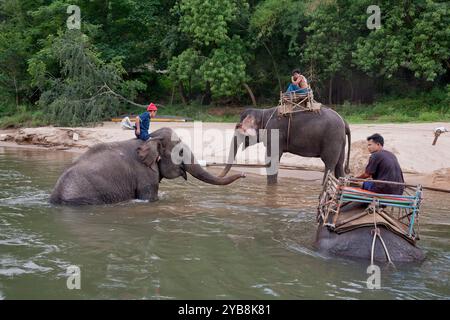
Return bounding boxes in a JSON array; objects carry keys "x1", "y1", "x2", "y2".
[{"x1": 135, "y1": 103, "x2": 158, "y2": 141}]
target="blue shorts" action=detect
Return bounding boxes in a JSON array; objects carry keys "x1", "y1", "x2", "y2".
[
  {"x1": 286, "y1": 84, "x2": 310, "y2": 94},
  {"x1": 362, "y1": 181, "x2": 375, "y2": 192}
]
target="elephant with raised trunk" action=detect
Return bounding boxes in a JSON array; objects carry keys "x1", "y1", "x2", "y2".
[
  {"x1": 50, "y1": 127, "x2": 245, "y2": 205},
  {"x1": 220, "y1": 107, "x2": 351, "y2": 184}
]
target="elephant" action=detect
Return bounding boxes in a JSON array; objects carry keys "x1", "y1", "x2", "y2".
[
  {"x1": 50, "y1": 127, "x2": 245, "y2": 205},
  {"x1": 314, "y1": 204, "x2": 425, "y2": 262},
  {"x1": 219, "y1": 106, "x2": 351, "y2": 184}
]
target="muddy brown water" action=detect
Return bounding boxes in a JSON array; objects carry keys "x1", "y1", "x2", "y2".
[{"x1": 0, "y1": 146, "x2": 449, "y2": 299}]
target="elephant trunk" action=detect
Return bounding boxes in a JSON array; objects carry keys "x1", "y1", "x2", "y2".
[
  {"x1": 184, "y1": 149, "x2": 244, "y2": 185},
  {"x1": 218, "y1": 134, "x2": 241, "y2": 177}
]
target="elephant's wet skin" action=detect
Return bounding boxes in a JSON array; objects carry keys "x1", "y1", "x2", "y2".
[
  {"x1": 50, "y1": 127, "x2": 244, "y2": 205},
  {"x1": 314, "y1": 205, "x2": 425, "y2": 262},
  {"x1": 314, "y1": 226, "x2": 425, "y2": 262}
]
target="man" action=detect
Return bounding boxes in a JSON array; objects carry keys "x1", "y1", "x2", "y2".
[
  {"x1": 135, "y1": 103, "x2": 157, "y2": 141},
  {"x1": 357, "y1": 133, "x2": 405, "y2": 195},
  {"x1": 286, "y1": 69, "x2": 310, "y2": 94}
]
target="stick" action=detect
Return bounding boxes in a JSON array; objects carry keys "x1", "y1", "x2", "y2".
[
  {"x1": 205, "y1": 163, "x2": 321, "y2": 171},
  {"x1": 206, "y1": 163, "x2": 269, "y2": 168},
  {"x1": 419, "y1": 186, "x2": 450, "y2": 193},
  {"x1": 346, "y1": 177, "x2": 450, "y2": 194}
]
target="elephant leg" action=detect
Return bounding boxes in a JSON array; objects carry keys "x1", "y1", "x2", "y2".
[
  {"x1": 137, "y1": 183, "x2": 159, "y2": 202},
  {"x1": 267, "y1": 173, "x2": 278, "y2": 185},
  {"x1": 321, "y1": 159, "x2": 339, "y2": 184},
  {"x1": 334, "y1": 145, "x2": 346, "y2": 178},
  {"x1": 321, "y1": 145, "x2": 342, "y2": 183},
  {"x1": 266, "y1": 152, "x2": 282, "y2": 185}
]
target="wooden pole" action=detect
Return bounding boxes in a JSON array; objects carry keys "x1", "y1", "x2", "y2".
[
  {"x1": 346, "y1": 177, "x2": 450, "y2": 194},
  {"x1": 205, "y1": 163, "x2": 320, "y2": 172},
  {"x1": 206, "y1": 163, "x2": 450, "y2": 194}
]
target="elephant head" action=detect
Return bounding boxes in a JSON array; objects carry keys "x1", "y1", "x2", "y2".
[
  {"x1": 138, "y1": 127, "x2": 245, "y2": 185},
  {"x1": 219, "y1": 109, "x2": 265, "y2": 177}
]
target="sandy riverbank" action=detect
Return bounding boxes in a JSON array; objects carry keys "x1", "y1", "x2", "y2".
[{"x1": 1, "y1": 121, "x2": 449, "y2": 189}]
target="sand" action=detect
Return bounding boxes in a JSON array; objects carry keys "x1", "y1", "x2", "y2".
[{"x1": 1, "y1": 121, "x2": 449, "y2": 189}]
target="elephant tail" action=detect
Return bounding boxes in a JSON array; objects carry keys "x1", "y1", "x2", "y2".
[{"x1": 344, "y1": 121, "x2": 351, "y2": 174}]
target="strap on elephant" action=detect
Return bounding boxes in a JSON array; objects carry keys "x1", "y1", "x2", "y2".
[
  {"x1": 317, "y1": 172, "x2": 423, "y2": 245},
  {"x1": 369, "y1": 200, "x2": 395, "y2": 266},
  {"x1": 287, "y1": 114, "x2": 291, "y2": 149}
]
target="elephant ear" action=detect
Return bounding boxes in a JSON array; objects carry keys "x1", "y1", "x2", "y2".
[{"x1": 137, "y1": 138, "x2": 161, "y2": 172}]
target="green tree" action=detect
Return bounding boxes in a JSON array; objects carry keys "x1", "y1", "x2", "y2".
[
  {"x1": 168, "y1": 0, "x2": 251, "y2": 102},
  {"x1": 354, "y1": 0, "x2": 450, "y2": 81},
  {"x1": 301, "y1": 0, "x2": 369, "y2": 103},
  {"x1": 249, "y1": 0, "x2": 308, "y2": 94},
  {"x1": 0, "y1": 0, "x2": 34, "y2": 110},
  {"x1": 29, "y1": 30, "x2": 145, "y2": 126}
]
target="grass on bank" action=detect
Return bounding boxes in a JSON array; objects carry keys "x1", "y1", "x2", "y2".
[
  {"x1": 118, "y1": 89, "x2": 450, "y2": 124},
  {"x1": 336, "y1": 99, "x2": 449, "y2": 123},
  {"x1": 1, "y1": 90, "x2": 449, "y2": 129},
  {"x1": 128, "y1": 103, "x2": 242, "y2": 123},
  {"x1": 0, "y1": 109, "x2": 49, "y2": 129}
]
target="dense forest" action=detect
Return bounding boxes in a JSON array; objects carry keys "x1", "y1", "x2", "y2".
[{"x1": 0, "y1": 0, "x2": 449, "y2": 126}]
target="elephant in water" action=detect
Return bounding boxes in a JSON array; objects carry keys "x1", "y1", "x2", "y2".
[
  {"x1": 315, "y1": 203, "x2": 425, "y2": 262},
  {"x1": 50, "y1": 127, "x2": 245, "y2": 205},
  {"x1": 219, "y1": 106, "x2": 351, "y2": 184}
]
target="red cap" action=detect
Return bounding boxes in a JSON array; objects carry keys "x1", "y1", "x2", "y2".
[{"x1": 147, "y1": 103, "x2": 158, "y2": 111}]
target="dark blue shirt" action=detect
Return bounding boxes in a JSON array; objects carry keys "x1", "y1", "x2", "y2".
[
  {"x1": 365, "y1": 150, "x2": 404, "y2": 194},
  {"x1": 137, "y1": 111, "x2": 151, "y2": 141}
]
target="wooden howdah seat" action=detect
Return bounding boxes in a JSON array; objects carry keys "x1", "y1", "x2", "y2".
[
  {"x1": 317, "y1": 172, "x2": 423, "y2": 244},
  {"x1": 278, "y1": 88, "x2": 322, "y2": 115}
]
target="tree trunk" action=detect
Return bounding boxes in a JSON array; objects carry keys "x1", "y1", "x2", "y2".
[
  {"x1": 202, "y1": 81, "x2": 212, "y2": 105},
  {"x1": 328, "y1": 77, "x2": 333, "y2": 105},
  {"x1": 347, "y1": 78, "x2": 354, "y2": 102},
  {"x1": 243, "y1": 83, "x2": 257, "y2": 107},
  {"x1": 13, "y1": 75, "x2": 19, "y2": 108},
  {"x1": 178, "y1": 82, "x2": 189, "y2": 105},
  {"x1": 263, "y1": 41, "x2": 282, "y2": 92},
  {"x1": 169, "y1": 85, "x2": 175, "y2": 106}
]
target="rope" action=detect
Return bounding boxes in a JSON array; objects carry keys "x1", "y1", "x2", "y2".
[
  {"x1": 369, "y1": 202, "x2": 395, "y2": 267},
  {"x1": 370, "y1": 226, "x2": 377, "y2": 265},
  {"x1": 287, "y1": 115, "x2": 291, "y2": 151},
  {"x1": 262, "y1": 108, "x2": 278, "y2": 130},
  {"x1": 378, "y1": 232, "x2": 394, "y2": 267},
  {"x1": 349, "y1": 124, "x2": 445, "y2": 133}
]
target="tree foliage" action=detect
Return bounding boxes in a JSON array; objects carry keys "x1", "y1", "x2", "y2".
[
  {"x1": 0, "y1": 0, "x2": 449, "y2": 121},
  {"x1": 30, "y1": 30, "x2": 144, "y2": 126},
  {"x1": 353, "y1": 0, "x2": 450, "y2": 81},
  {"x1": 169, "y1": 0, "x2": 250, "y2": 99}
]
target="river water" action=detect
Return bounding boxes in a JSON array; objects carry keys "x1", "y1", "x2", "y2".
[{"x1": 0, "y1": 146, "x2": 449, "y2": 299}]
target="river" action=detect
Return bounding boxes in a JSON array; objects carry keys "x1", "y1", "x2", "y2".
[{"x1": 0, "y1": 146, "x2": 449, "y2": 299}]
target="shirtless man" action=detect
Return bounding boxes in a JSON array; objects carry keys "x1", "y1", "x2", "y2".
[{"x1": 286, "y1": 69, "x2": 310, "y2": 94}]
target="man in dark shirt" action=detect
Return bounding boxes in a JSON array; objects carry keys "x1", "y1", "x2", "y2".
[
  {"x1": 357, "y1": 133, "x2": 405, "y2": 195},
  {"x1": 135, "y1": 103, "x2": 157, "y2": 141}
]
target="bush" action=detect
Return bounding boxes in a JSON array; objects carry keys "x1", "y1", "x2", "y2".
[
  {"x1": 337, "y1": 89, "x2": 450, "y2": 123},
  {"x1": 0, "y1": 105, "x2": 47, "y2": 129}
]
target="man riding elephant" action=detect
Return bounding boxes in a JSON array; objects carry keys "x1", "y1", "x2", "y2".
[
  {"x1": 357, "y1": 133, "x2": 405, "y2": 195},
  {"x1": 135, "y1": 103, "x2": 158, "y2": 141},
  {"x1": 50, "y1": 128, "x2": 245, "y2": 205},
  {"x1": 219, "y1": 106, "x2": 351, "y2": 185}
]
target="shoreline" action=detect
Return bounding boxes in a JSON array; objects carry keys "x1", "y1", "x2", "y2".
[
  {"x1": 1, "y1": 121, "x2": 449, "y2": 189},
  {"x1": 0, "y1": 140, "x2": 445, "y2": 190}
]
